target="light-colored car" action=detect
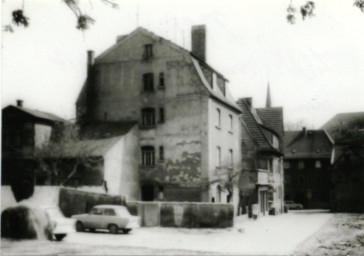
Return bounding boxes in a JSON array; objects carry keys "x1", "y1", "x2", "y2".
[
  {"x1": 71, "y1": 205, "x2": 140, "y2": 234},
  {"x1": 284, "y1": 200, "x2": 303, "y2": 210},
  {"x1": 42, "y1": 206, "x2": 75, "y2": 241}
]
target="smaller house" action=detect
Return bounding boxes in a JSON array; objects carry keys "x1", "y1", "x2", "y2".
[
  {"x1": 2, "y1": 101, "x2": 65, "y2": 186},
  {"x1": 284, "y1": 128, "x2": 334, "y2": 209},
  {"x1": 237, "y1": 97, "x2": 285, "y2": 218}
]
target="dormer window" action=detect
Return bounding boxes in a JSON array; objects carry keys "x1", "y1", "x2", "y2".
[
  {"x1": 143, "y1": 73, "x2": 154, "y2": 91},
  {"x1": 143, "y1": 44, "x2": 153, "y2": 60}
]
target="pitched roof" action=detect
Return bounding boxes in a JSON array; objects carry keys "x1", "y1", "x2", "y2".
[
  {"x1": 238, "y1": 99, "x2": 281, "y2": 155},
  {"x1": 284, "y1": 129, "x2": 333, "y2": 159},
  {"x1": 256, "y1": 107, "x2": 284, "y2": 152},
  {"x1": 321, "y1": 111, "x2": 364, "y2": 141},
  {"x1": 191, "y1": 57, "x2": 241, "y2": 112},
  {"x1": 79, "y1": 121, "x2": 137, "y2": 140},
  {"x1": 60, "y1": 136, "x2": 123, "y2": 157},
  {"x1": 3, "y1": 105, "x2": 65, "y2": 123}
]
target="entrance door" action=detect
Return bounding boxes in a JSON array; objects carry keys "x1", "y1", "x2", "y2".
[
  {"x1": 141, "y1": 185, "x2": 154, "y2": 201},
  {"x1": 260, "y1": 191, "x2": 266, "y2": 215}
]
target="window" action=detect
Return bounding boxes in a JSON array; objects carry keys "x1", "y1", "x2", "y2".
[
  {"x1": 268, "y1": 159, "x2": 273, "y2": 173},
  {"x1": 141, "y1": 108, "x2": 155, "y2": 127},
  {"x1": 229, "y1": 149, "x2": 233, "y2": 168},
  {"x1": 104, "y1": 208, "x2": 116, "y2": 216},
  {"x1": 159, "y1": 72, "x2": 165, "y2": 88},
  {"x1": 216, "y1": 146, "x2": 221, "y2": 167},
  {"x1": 229, "y1": 114, "x2": 233, "y2": 132},
  {"x1": 143, "y1": 44, "x2": 153, "y2": 59},
  {"x1": 141, "y1": 146, "x2": 155, "y2": 166},
  {"x1": 216, "y1": 108, "x2": 221, "y2": 128},
  {"x1": 298, "y1": 161, "x2": 305, "y2": 169},
  {"x1": 159, "y1": 146, "x2": 164, "y2": 161},
  {"x1": 143, "y1": 73, "x2": 154, "y2": 91},
  {"x1": 315, "y1": 160, "x2": 321, "y2": 168},
  {"x1": 90, "y1": 208, "x2": 103, "y2": 215},
  {"x1": 284, "y1": 161, "x2": 290, "y2": 169},
  {"x1": 159, "y1": 108, "x2": 165, "y2": 123}
]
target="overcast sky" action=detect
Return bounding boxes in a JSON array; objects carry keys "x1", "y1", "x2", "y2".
[{"x1": 2, "y1": 0, "x2": 364, "y2": 128}]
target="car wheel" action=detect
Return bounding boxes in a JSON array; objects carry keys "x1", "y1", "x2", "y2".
[
  {"x1": 121, "y1": 228, "x2": 131, "y2": 234},
  {"x1": 54, "y1": 234, "x2": 67, "y2": 241},
  {"x1": 108, "y1": 224, "x2": 118, "y2": 234},
  {"x1": 76, "y1": 221, "x2": 84, "y2": 232}
]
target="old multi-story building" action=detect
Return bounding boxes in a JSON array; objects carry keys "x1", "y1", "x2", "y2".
[
  {"x1": 76, "y1": 26, "x2": 242, "y2": 206},
  {"x1": 237, "y1": 97, "x2": 285, "y2": 217},
  {"x1": 284, "y1": 128, "x2": 334, "y2": 209}
]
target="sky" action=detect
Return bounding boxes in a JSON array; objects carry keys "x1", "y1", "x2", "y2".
[{"x1": 1, "y1": 0, "x2": 364, "y2": 128}]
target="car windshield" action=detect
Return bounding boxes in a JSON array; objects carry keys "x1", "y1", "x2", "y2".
[
  {"x1": 116, "y1": 207, "x2": 131, "y2": 217},
  {"x1": 45, "y1": 208, "x2": 64, "y2": 218}
]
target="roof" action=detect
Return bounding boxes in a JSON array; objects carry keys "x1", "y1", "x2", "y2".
[
  {"x1": 79, "y1": 121, "x2": 137, "y2": 140},
  {"x1": 284, "y1": 129, "x2": 333, "y2": 159},
  {"x1": 58, "y1": 136, "x2": 123, "y2": 158},
  {"x1": 191, "y1": 57, "x2": 241, "y2": 112},
  {"x1": 256, "y1": 107, "x2": 284, "y2": 152},
  {"x1": 321, "y1": 111, "x2": 364, "y2": 142},
  {"x1": 238, "y1": 98, "x2": 282, "y2": 155},
  {"x1": 3, "y1": 105, "x2": 65, "y2": 123}
]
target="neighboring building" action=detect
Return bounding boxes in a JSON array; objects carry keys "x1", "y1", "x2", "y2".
[
  {"x1": 76, "y1": 26, "x2": 242, "y2": 206},
  {"x1": 237, "y1": 97, "x2": 285, "y2": 217},
  {"x1": 284, "y1": 128, "x2": 334, "y2": 209},
  {"x1": 330, "y1": 133, "x2": 364, "y2": 212},
  {"x1": 321, "y1": 111, "x2": 364, "y2": 142},
  {"x1": 2, "y1": 101, "x2": 65, "y2": 186}
]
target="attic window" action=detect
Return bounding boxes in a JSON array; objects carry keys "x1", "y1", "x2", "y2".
[{"x1": 143, "y1": 44, "x2": 153, "y2": 60}]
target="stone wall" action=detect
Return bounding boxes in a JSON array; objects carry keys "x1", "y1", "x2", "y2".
[{"x1": 59, "y1": 188, "x2": 126, "y2": 217}]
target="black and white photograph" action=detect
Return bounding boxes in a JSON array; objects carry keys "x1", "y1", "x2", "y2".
[{"x1": 1, "y1": 0, "x2": 364, "y2": 255}]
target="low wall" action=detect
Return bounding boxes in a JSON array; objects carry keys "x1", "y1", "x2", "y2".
[
  {"x1": 59, "y1": 188, "x2": 126, "y2": 217},
  {"x1": 1, "y1": 186, "x2": 59, "y2": 210},
  {"x1": 126, "y1": 201, "x2": 233, "y2": 228}
]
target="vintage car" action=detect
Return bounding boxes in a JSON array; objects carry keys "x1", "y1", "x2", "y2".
[
  {"x1": 71, "y1": 205, "x2": 140, "y2": 234},
  {"x1": 42, "y1": 206, "x2": 75, "y2": 241},
  {"x1": 284, "y1": 200, "x2": 304, "y2": 210}
]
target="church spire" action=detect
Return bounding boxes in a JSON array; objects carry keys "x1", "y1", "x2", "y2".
[{"x1": 266, "y1": 82, "x2": 272, "y2": 108}]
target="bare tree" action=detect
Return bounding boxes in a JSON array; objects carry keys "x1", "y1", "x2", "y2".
[
  {"x1": 34, "y1": 123, "x2": 103, "y2": 186},
  {"x1": 3, "y1": 0, "x2": 118, "y2": 32},
  {"x1": 210, "y1": 166, "x2": 241, "y2": 203}
]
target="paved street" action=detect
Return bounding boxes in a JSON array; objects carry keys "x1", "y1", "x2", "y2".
[{"x1": 2, "y1": 210, "x2": 332, "y2": 255}]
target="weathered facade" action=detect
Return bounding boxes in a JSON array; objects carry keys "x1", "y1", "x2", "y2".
[
  {"x1": 237, "y1": 98, "x2": 285, "y2": 217},
  {"x1": 284, "y1": 128, "x2": 334, "y2": 209},
  {"x1": 76, "y1": 26, "x2": 241, "y2": 205}
]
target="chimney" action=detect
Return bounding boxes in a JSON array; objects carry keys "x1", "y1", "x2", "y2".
[
  {"x1": 87, "y1": 50, "x2": 94, "y2": 75},
  {"x1": 237, "y1": 97, "x2": 252, "y2": 110},
  {"x1": 191, "y1": 25, "x2": 206, "y2": 61},
  {"x1": 302, "y1": 127, "x2": 307, "y2": 136},
  {"x1": 16, "y1": 99, "x2": 23, "y2": 107}
]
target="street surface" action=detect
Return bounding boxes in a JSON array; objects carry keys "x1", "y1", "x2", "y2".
[{"x1": 2, "y1": 210, "x2": 332, "y2": 255}]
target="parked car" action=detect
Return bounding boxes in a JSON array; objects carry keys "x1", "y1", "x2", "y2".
[
  {"x1": 71, "y1": 205, "x2": 140, "y2": 234},
  {"x1": 284, "y1": 200, "x2": 303, "y2": 210},
  {"x1": 42, "y1": 206, "x2": 75, "y2": 241}
]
